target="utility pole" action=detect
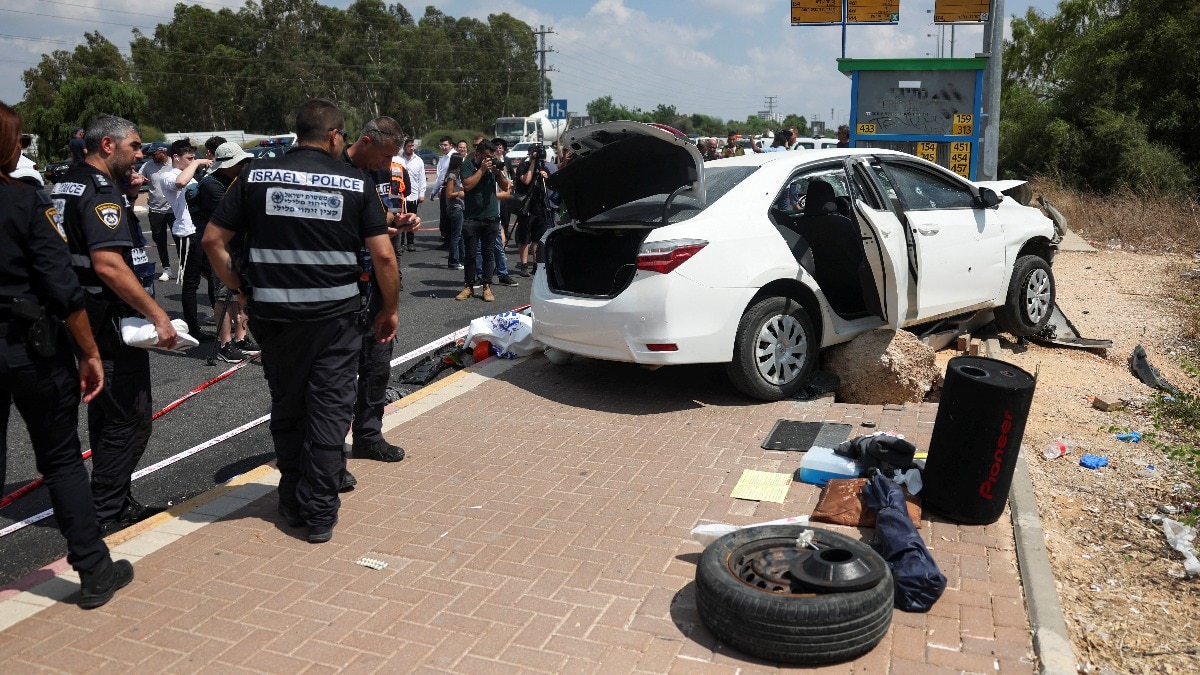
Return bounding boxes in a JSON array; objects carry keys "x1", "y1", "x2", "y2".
[
  {"x1": 764, "y1": 95, "x2": 778, "y2": 123},
  {"x1": 979, "y1": 0, "x2": 1005, "y2": 180},
  {"x1": 534, "y1": 25, "x2": 555, "y2": 112}
]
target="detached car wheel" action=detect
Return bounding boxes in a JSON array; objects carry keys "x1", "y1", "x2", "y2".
[
  {"x1": 726, "y1": 297, "x2": 816, "y2": 401},
  {"x1": 995, "y1": 255, "x2": 1056, "y2": 337},
  {"x1": 695, "y1": 525, "x2": 893, "y2": 665}
]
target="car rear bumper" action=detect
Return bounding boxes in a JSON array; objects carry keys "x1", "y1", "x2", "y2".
[{"x1": 531, "y1": 271, "x2": 750, "y2": 365}]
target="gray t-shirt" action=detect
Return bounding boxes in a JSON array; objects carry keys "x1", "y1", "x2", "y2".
[{"x1": 140, "y1": 158, "x2": 171, "y2": 213}]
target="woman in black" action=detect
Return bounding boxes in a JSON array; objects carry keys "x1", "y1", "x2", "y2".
[{"x1": 0, "y1": 102, "x2": 132, "y2": 608}]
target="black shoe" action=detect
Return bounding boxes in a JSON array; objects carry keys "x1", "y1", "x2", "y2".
[
  {"x1": 496, "y1": 275, "x2": 519, "y2": 287},
  {"x1": 514, "y1": 265, "x2": 531, "y2": 278},
  {"x1": 308, "y1": 517, "x2": 338, "y2": 544},
  {"x1": 234, "y1": 336, "x2": 261, "y2": 355},
  {"x1": 98, "y1": 520, "x2": 124, "y2": 537},
  {"x1": 406, "y1": 244, "x2": 417, "y2": 252},
  {"x1": 117, "y1": 495, "x2": 151, "y2": 525},
  {"x1": 218, "y1": 342, "x2": 250, "y2": 363},
  {"x1": 79, "y1": 557, "x2": 134, "y2": 609},
  {"x1": 339, "y1": 470, "x2": 357, "y2": 492},
  {"x1": 278, "y1": 504, "x2": 303, "y2": 528},
  {"x1": 358, "y1": 440, "x2": 405, "y2": 463}
]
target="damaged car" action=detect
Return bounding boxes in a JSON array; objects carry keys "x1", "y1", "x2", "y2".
[{"x1": 532, "y1": 121, "x2": 1062, "y2": 401}]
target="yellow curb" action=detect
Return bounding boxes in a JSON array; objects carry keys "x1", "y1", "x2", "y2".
[{"x1": 101, "y1": 464, "x2": 277, "y2": 546}]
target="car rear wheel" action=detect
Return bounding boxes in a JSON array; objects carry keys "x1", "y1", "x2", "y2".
[
  {"x1": 726, "y1": 297, "x2": 816, "y2": 401},
  {"x1": 995, "y1": 255, "x2": 1055, "y2": 337}
]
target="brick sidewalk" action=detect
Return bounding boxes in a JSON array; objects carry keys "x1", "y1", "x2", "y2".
[{"x1": 0, "y1": 356, "x2": 1035, "y2": 673}]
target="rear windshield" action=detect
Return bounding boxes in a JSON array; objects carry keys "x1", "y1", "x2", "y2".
[{"x1": 587, "y1": 166, "x2": 759, "y2": 225}]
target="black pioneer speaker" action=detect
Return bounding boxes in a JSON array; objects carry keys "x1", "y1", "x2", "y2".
[{"x1": 922, "y1": 356, "x2": 1037, "y2": 524}]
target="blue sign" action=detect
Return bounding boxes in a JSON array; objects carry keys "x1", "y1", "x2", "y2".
[{"x1": 547, "y1": 99, "x2": 568, "y2": 120}]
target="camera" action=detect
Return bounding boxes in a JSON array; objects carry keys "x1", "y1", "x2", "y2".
[{"x1": 528, "y1": 143, "x2": 545, "y2": 160}]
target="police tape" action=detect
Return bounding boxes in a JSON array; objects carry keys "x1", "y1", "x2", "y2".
[
  {"x1": 0, "y1": 356, "x2": 259, "y2": 511},
  {"x1": 0, "y1": 415, "x2": 271, "y2": 539}
]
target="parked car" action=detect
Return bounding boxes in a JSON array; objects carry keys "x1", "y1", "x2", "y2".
[
  {"x1": 14, "y1": 154, "x2": 44, "y2": 187},
  {"x1": 416, "y1": 148, "x2": 437, "y2": 167},
  {"x1": 43, "y1": 159, "x2": 72, "y2": 185},
  {"x1": 244, "y1": 144, "x2": 288, "y2": 159},
  {"x1": 505, "y1": 141, "x2": 557, "y2": 174},
  {"x1": 534, "y1": 121, "x2": 1062, "y2": 400}
]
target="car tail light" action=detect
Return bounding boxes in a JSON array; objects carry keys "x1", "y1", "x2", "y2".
[
  {"x1": 646, "y1": 343, "x2": 678, "y2": 352},
  {"x1": 636, "y1": 239, "x2": 708, "y2": 275}
]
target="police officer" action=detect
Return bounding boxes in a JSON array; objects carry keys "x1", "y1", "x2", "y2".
[
  {"x1": 55, "y1": 115, "x2": 177, "y2": 535},
  {"x1": 339, "y1": 117, "x2": 420, "y2": 477},
  {"x1": 203, "y1": 99, "x2": 399, "y2": 544},
  {"x1": 0, "y1": 101, "x2": 133, "y2": 608}
]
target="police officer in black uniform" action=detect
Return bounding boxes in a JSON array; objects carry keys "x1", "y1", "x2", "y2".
[
  {"x1": 0, "y1": 101, "x2": 133, "y2": 608},
  {"x1": 339, "y1": 117, "x2": 420, "y2": 478},
  {"x1": 203, "y1": 99, "x2": 399, "y2": 544},
  {"x1": 55, "y1": 115, "x2": 178, "y2": 535}
]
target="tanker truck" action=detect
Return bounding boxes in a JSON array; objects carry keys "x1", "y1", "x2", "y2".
[{"x1": 493, "y1": 109, "x2": 566, "y2": 146}]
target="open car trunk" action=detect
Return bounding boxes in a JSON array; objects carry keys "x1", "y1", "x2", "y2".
[{"x1": 543, "y1": 226, "x2": 653, "y2": 298}]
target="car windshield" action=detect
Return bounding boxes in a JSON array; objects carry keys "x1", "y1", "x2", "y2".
[
  {"x1": 587, "y1": 166, "x2": 758, "y2": 225},
  {"x1": 511, "y1": 143, "x2": 531, "y2": 153}
]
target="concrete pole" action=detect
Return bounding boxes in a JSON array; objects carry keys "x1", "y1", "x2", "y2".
[{"x1": 979, "y1": 0, "x2": 1005, "y2": 181}]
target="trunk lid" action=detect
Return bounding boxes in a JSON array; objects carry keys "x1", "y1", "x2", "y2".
[{"x1": 549, "y1": 121, "x2": 706, "y2": 224}]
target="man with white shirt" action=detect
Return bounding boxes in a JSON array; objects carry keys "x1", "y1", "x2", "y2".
[
  {"x1": 154, "y1": 139, "x2": 214, "y2": 341},
  {"x1": 430, "y1": 135, "x2": 454, "y2": 249},
  {"x1": 138, "y1": 143, "x2": 174, "y2": 280},
  {"x1": 397, "y1": 138, "x2": 426, "y2": 251}
]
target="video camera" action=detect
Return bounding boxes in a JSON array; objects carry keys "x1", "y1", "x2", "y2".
[{"x1": 528, "y1": 143, "x2": 546, "y2": 160}]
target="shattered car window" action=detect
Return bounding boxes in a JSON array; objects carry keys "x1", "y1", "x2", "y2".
[{"x1": 882, "y1": 162, "x2": 975, "y2": 211}]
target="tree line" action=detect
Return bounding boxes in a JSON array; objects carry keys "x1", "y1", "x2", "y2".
[
  {"x1": 584, "y1": 96, "x2": 813, "y2": 139},
  {"x1": 18, "y1": 0, "x2": 544, "y2": 161},
  {"x1": 1000, "y1": 0, "x2": 1197, "y2": 194}
]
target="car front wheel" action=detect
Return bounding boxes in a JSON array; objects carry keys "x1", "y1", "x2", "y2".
[
  {"x1": 726, "y1": 297, "x2": 816, "y2": 401},
  {"x1": 995, "y1": 255, "x2": 1056, "y2": 337}
]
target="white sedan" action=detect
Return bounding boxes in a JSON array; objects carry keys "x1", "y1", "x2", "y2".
[{"x1": 533, "y1": 121, "x2": 1062, "y2": 401}]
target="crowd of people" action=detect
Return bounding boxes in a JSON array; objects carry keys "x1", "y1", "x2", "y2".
[{"x1": 1, "y1": 97, "x2": 500, "y2": 609}]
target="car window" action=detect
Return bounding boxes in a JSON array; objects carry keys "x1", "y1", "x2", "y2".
[
  {"x1": 880, "y1": 162, "x2": 975, "y2": 210},
  {"x1": 588, "y1": 166, "x2": 758, "y2": 225},
  {"x1": 774, "y1": 167, "x2": 849, "y2": 214}
]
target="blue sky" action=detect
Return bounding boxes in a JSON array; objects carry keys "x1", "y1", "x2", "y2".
[{"x1": 1, "y1": 0, "x2": 1063, "y2": 130}]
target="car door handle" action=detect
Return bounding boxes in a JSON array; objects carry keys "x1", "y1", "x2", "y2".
[{"x1": 915, "y1": 225, "x2": 940, "y2": 235}]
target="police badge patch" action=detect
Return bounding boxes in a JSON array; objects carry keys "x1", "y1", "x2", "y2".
[{"x1": 94, "y1": 203, "x2": 122, "y2": 230}]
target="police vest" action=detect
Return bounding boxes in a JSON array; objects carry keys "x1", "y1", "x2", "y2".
[
  {"x1": 210, "y1": 146, "x2": 388, "y2": 322},
  {"x1": 53, "y1": 165, "x2": 155, "y2": 308}
]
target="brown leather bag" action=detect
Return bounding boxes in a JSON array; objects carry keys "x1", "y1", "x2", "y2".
[{"x1": 811, "y1": 477, "x2": 923, "y2": 528}]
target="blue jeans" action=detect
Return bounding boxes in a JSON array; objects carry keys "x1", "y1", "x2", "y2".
[{"x1": 447, "y1": 207, "x2": 464, "y2": 267}]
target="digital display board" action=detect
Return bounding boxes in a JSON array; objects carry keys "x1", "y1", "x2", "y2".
[
  {"x1": 848, "y1": 0, "x2": 900, "y2": 23},
  {"x1": 854, "y1": 70, "x2": 978, "y2": 136},
  {"x1": 934, "y1": 0, "x2": 990, "y2": 23},
  {"x1": 791, "y1": 0, "x2": 843, "y2": 25}
]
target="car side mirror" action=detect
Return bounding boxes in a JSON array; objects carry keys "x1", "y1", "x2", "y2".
[{"x1": 976, "y1": 187, "x2": 1002, "y2": 209}]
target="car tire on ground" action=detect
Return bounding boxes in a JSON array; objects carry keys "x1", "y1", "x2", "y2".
[
  {"x1": 726, "y1": 296, "x2": 816, "y2": 401},
  {"x1": 995, "y1": 255, "x2": 1056, "y2": 337},
  {"x1": 695, "y1": 525, "x2": 893, "y2": 665}
]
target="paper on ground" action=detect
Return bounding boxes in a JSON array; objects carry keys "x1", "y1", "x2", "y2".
[{"x1": 730, "y1": 469, "x2": 792, "y2": 503}]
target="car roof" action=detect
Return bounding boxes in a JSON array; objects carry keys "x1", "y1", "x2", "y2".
[{"x1": 708, "y1": 147, "x2": 891, "y2": 168}]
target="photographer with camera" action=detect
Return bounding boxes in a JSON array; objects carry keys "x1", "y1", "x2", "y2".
[
  {"x1": 455, "y1": 140, "x2": 509, "y2": 302},
  {"x1": 513, "y1": 143, "x2": 556, "y2": 277}
]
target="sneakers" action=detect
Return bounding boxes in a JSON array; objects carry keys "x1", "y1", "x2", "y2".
[
  {"x1": 514, "y1": 264, "x2": 531, "y2": 278},
  {"x1": 308, "y1": 517, "x2": 338, "y2": 544},
  {"x1": 448, "y1": 262, "x2": 464, "y2": 270},
  {"x1": 235, "y1": 336, "x2": 261, "y2": 355},
  {"x1": 190, "y1": 329, "x2": 217, "y2": 343},
  {"x1": 405, "y1": 244, "x2": 417, "y2": 252},
  {"x1": 79, "y1": 557, "x2": 134, "y2": 609},
  {"x1": 482, "y1": 285, "x2": 495, "y2": 302},
  {"x1": 218, "y1": 342, "x2": 250, "y2": 362},
  {"x1": 339, "y1": 470, "x2": 357, "y2": 492},
  {"x1": 455, "y1": 285, "x2": 473, "y2": 301},
  {"x1": 358, "y1": 440, "x2": 405, "y2": 463},
  {"x1": 158, "y1": 271, "x2": 169, "y2": 282},
  {"x1": 496, "y1": 275, "x2": 519, "y2": 287}
]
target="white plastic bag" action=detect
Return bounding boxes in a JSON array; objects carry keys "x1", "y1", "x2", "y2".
[
  {"x1": 1162, "y1": 518, "x2": 1200, "y2": 576},
  {"x1": 119, "y1": 318, "x2": 199, "y2": 351},
  {"x1": 690, "y1": 515, "x2": 811, "y2": 548},
  {"x1": 464, "y1": 312, "x2": 540, "y2": 359}
]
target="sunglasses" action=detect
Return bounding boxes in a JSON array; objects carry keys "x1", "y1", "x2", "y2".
[{"x1": 329, "y1": 128, "x2": 349, "y2": 141}]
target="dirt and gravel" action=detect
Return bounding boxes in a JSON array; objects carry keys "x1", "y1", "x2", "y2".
[{"x1": 945, "y1": 246, "x2": 1200, "y2": 673}]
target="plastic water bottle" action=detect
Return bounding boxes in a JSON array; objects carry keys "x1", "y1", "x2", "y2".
[{"x1": 1042, "y1": 439, "x2": 1074, "y2": 460}]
